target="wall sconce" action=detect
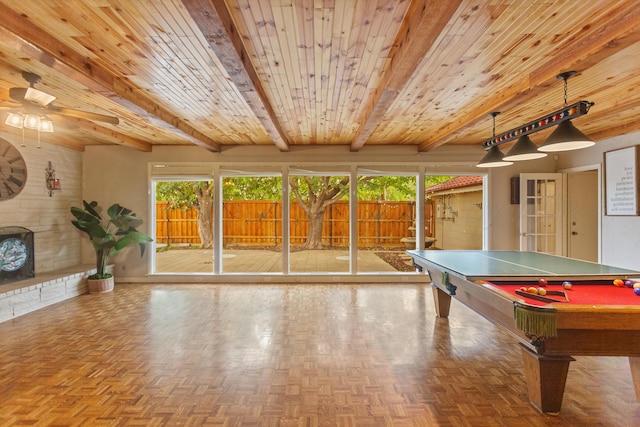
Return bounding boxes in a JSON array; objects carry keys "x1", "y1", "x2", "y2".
[{"x1": 45, "y1": 161, "x2": 61, "y2": 197}]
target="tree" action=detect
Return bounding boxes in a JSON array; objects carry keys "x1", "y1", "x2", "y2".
[
  {"x1": 157, "y1": 175, "x2": 453, "y2": 250},
  {"x1": 223, "y1": 177, "x2": 281, "y2": 200},
  {"x1": 289, "y1": 176, "x2": 353, "y2": 249},
  {"x1": 156, "y1": 181, "x2": 214, "y2": 249},
  {"x1": 289, "y1": 175, "x2": 451, "y2": 249},
  {"x1": 357, "y1": 176, "x2": 416, "y2": 201}
]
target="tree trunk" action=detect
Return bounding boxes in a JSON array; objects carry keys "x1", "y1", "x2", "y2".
[
  {"x1": 305, "y1": 209, "x2": 325, "y2": 249},
  {"x1": 197, "y1": 205, "x2": 214, "y2": 249},
  {"x1": 194, "y1": 183, "x2": 215, "y2": 249}
]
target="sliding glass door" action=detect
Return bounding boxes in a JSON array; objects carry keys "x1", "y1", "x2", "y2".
[
  {"x1": 151, "y1": 167, "x2": 485, "y2": 276},
  {"x1": 288, "y1": 169, "x2": 350, "y2": 273},
  {"x1": 154, "y1": 179, "x2": 215, "y2": 273},
  {"x1": 221, "y1": 173, "x2": 283, "y2": 273}
]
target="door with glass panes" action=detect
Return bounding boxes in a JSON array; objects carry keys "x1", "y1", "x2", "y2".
[{"x1": 519, "y1": 173, "x2": 563, "y2": 254}]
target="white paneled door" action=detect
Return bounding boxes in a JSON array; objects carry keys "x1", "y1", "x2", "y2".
[{"x1": 519, "y1": 174, "x2": 564, "y2": 255}]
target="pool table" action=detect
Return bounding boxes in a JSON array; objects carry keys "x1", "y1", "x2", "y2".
[{"x1": 407, "y1": 250, "x2": 640, "y2": 414}]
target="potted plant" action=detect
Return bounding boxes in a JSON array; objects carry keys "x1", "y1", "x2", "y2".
[{"x1": 70, "y1": 200, "x2": 153, "y2": 293}]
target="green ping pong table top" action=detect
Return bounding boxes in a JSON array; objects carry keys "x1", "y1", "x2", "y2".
[{"x1": 407, "y1": 250, "x2": 640, "y2": 281}]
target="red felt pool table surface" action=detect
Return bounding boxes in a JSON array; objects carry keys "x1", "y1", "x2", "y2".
[{"x1": 479, "y1": 280, "x2": 639, "y2": 307}]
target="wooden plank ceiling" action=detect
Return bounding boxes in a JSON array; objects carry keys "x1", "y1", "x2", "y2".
[{"x1": 0, "y1": 0, "x2": 638, "y2": 153}]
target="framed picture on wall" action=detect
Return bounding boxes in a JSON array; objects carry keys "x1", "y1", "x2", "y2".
[{"x1": 604, "y1": 146, "x2": 640, "y2": 216}]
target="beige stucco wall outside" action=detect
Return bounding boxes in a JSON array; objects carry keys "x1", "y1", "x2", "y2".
[{"x1": 431, "y1": 189, "x2": 483, "y2": 250}]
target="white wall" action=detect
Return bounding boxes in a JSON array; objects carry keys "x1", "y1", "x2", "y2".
[
  {"x1": 484, "y1": 129, "x2": 640, "y2": 270},
  {"x1": 484, "y1": 155, "x2": 558, "y2": 250},
  {"x1": 556, "y1": 131, "x2": 640, "y2": 270},
  {"x1": 0, "y1": 132, "x2": 83, "y2": 274},
  {"x1": 80, "y1": 145, "x2": 157, "y2": 278}
]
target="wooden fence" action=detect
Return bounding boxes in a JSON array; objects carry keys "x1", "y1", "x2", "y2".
[{"x1": 156, "y1": 201, "x2": 434, "y2": 248}]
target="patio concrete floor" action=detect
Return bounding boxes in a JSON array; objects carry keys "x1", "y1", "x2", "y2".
[{"x1": 155, "y1": 248, "x2": 409, "y2": 273}]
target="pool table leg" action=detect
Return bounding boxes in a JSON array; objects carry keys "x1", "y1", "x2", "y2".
[
  {"x1": 631, "y1": 357, "x2": 640, "y2": 401},
  {"x1": 520, "y1": 344, "x2": 574, "y2": 414},
  {"x1": 431, "y1": 285, "x2": 452, "y2": 318}
]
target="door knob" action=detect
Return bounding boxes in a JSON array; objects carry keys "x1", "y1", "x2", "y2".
[{"x1": 572, "y1": 231, "x2": 578, "y2": 235}]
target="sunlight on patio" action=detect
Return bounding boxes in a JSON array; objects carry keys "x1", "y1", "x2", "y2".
[{"x1": 155, "y1": 248, "x2": 414, "y2": 273}]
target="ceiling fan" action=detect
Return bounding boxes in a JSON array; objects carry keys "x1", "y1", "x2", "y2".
[{"x1": 3, "y1": 71, "x2": 119, "y2": 125}]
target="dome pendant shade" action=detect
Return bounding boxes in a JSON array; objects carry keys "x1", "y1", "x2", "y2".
[
  {"x1": 538, "y1": 120, "x2": 595, "y2": 152},
  {"x1": 476, "y1": 145, "x2": 513, "y2": 168},
  {"x1": 503, "y1": 135, "x2": 547, "y2": 161}
]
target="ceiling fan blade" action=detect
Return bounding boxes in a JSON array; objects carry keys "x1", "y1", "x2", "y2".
[
  {"x1": 0, "y1": 100, "x2": 22, "y2": 109},
  {"x1": 9, "y1": 87, "x2": 28, "y2": 102},
  {"x1": 47, "y1": 106, "x2": 120, "y2": 125}
]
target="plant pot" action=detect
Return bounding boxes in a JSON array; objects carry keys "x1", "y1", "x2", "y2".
[{"x1": 87, "y1": 276, "x2": 114, "y2": 294}]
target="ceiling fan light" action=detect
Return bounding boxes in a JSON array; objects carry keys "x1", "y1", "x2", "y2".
[
  {"x1": 503, "y1": 135, "x2": 548, "y2": 161},
  {"x1": 476, "y1": 145, "x2": 513, "y2": 168},
  {"x1": 40, "y1": 117, "x2": 54, "y2": 132},
  {"x1": 538, "y1": 120, "x2": 595, "y2": 152},
  {"x1": 5, "y1": 112, "x2": 24, "y2": 129},
  {"x1": 24, "y1": 87, "x2": 56, "y2": 106},
  {"x1": 23, "y1": 114, "x2": 41, "y2": 130}
]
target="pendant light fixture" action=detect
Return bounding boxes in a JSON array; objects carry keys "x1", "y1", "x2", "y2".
[
  {"x1": 476, "y1": 112, "x2": 513, "y2": 168},
  {"x1": 477, "y1": 71, "x2": 594, "y2": 162},
  {"x1": 503, "y1": 134, "x2": 547, "y2": 161},
  {"x1": 538, "y1": 71, "x2": 594, "y2": 152}
]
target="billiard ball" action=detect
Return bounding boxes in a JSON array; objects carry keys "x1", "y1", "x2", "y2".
[
  {"x1": 538, "y1": 278, "x2": 548, "y2": 287},
  {"x1": 613, "y1": 279, "x2": 625, "y2": 287},
  {"x1": 528, "y1": 287, "x2": 538, "y2": 294},
  {"x1": 624, "y1": 280, "x2": 635, "y2": 288},
  {"x1": 634, "y1": 283, "x2": 640, "y2": 289},
  {"x1": 562, "y1": 281, "x2": 572, "y2": 290},
  {"x1": 538, "y1": 288, "x2": 547, "y2": 296},
  {"x1": 634, "y1": 288, "x2": 640, "y2": 296}
]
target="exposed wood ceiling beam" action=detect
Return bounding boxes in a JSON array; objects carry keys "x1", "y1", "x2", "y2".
[
  {"x1": 183, "y1": 0, "x2": 290, "y2": 152},
  {"x1": 590, "y1": 120, "x2": 640, "y2": 142},
  {"x1": 419, "y1": 1, "x2": 640, "y2": 151},
  {"x1": 350, "y1": 0, "x2": 463, "y2": 152},
  {"x1": 0, "y1": 4, "x2": 221, "y2": 152},
  {"x1": 2, "y1": 129, "x2": 86, "y2": 151},
  {"x1": 2, "y1": 115, "x2": 152, "y2": 152},
  {"x1": 58, "y1": 118, "x2": 153, "y2": 152},
  {"x1": 582, "y1": 100, "x2": 640, "y2": 141}
]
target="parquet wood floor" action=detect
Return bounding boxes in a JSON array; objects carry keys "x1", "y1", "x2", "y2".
[{"x1": 0, "y1": 284, "x2": 638, "y2": 426}]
